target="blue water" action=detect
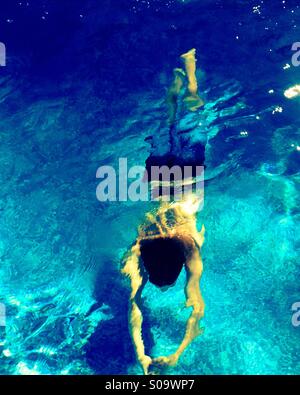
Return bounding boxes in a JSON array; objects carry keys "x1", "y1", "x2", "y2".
[{"x1": 0, "y1": 0, "x2": 300, "y2": 375}]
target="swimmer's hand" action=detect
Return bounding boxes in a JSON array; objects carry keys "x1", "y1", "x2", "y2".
[
  {"x1": 139, "y1": 355, "x2": 153, "y2": 375},
  {"x1": 152, "y1": 354, "x2": 179, "y2": 368}
]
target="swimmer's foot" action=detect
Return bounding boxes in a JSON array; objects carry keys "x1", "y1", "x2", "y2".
[
  {"x1": 183, "y1": 93, "x2": 205, "y2": 111},
  {"x1": 180, "y1": 48, "x2": 196, "y2": 61},
  {"x1": 172, "y1": 68, "x2": 186, "y2": 91},
  {"x1": 173, "y1": 67, "x2": 186, "y2": 79}
]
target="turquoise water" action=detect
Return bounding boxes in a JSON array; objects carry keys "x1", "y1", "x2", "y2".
[{"x1": 0, "y1": 0, "x2": 300, "y2": 375}]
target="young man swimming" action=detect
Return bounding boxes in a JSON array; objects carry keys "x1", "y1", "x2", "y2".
[{"x1": 122, "y1": 49, "x2": 206, "y2": 375}]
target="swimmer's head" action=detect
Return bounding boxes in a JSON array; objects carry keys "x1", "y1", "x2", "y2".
[{"x1": 140, "y1": 237, "x2": 186, "y2": 287}]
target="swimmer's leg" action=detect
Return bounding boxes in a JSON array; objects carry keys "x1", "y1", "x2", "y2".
[
  {"x1": 166, "y1": 68, "x2": 186, "y2": 124},
  {"x1": 180, "y1": 48, "x2": 204, "y2": 111}
]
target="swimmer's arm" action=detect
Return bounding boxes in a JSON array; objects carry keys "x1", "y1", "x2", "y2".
[
  {"x1": 154, "y1": 248, "x2": 204, "y2": 367},
  {"x1": 176, "y1": 249, "x2": 204, "y2": 360},
  {"x1": 121, "y1": 244, "x2": 151, "y2": 374}
]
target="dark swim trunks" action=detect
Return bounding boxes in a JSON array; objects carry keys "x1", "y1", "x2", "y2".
[{"x1": 145, "y1": 101, "x2": 207, "y2": 181}]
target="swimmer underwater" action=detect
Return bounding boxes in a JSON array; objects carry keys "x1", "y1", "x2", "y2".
[{"x1": 122, "y1": 49, "x2": 206, "y2": 375}]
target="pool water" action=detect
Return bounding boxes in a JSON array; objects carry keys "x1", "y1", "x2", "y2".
[{"x1": 0, "y1": 0, "x2": 299, "y2": 375}]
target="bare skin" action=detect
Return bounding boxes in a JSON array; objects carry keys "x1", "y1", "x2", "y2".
[
  {"x1": 166, "y1": 48, "x2": 204, "y2": 123},
  {"x1": 122, "y1": 197, "x2": 205, "y2": 374},
  {"x1": 166, "y1": 68, "x2": 186, "y2": 124},
  {"x1": 180, "y1": 48, "x2": 205, "y2": 112},
  {"x1": 122, "y1": 49, "x2": 206, "y2": 375}
]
